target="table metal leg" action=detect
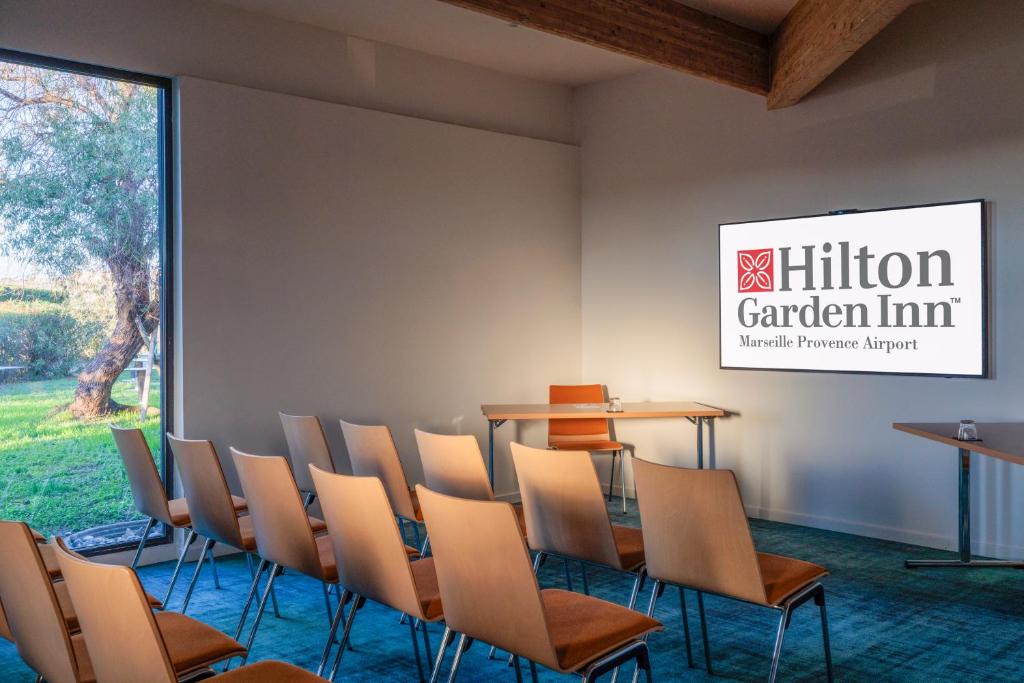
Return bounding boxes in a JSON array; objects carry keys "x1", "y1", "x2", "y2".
[
  {"x1": 906, "y1": 448, "x2": 1024, "y2": 568},
  {"x1": 487, "y1": 419, "x2": 506, "y2": 491},
  {"x1": 696, "y1": 417, "x2": 704, "y2": 470}
]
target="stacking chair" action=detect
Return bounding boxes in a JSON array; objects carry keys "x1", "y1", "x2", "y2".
[
  {"x1": 341, "y1": 420, "x2": 424, "y2": 549},
  {"x1": 633, "y1": 459, "x2": 833, "y2": 683},
  {"x1": 310, "y1": 466, "x2": 444, "y2": 681},
  {"x1": 52, "y1": 537, "x2": 327, "y2": 682},
  {"x1": 168, "y1": 434, "x2": 288, "y2": 616},
  {"x1": 414, "y1": 429, "x2": 527, "y2": 536},
  {"x1": 549, "y1": 384, "x2": 630, "y2": 513},
  {"x1": 280, "y1": 413, "x2": 337, "y2": 507},
  {"x1": 417, "y1": 486, "x2": 661, "y2": 682},
  {"x1": 0, "y1": 521, "x2": 92, "y2": 683},
  {"x1": 230, "y1": 448, "x2": 344, "y2": 660},
  {"x1": 112, "y1": 426, "x2": 246, "y2": 606},
  {"x1": 511, "y1": 443, "x2": 655, "y2": 613}
]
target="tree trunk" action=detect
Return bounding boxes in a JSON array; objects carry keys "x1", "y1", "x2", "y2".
[{"x1": 69, "y1": 258, "x2": 158, "y2": 418}]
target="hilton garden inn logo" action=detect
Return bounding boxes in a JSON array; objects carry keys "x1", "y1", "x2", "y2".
[
  {"x1": 718, "y1": 202, "x2": 986, "y2": 377},
  {"x1": 735, "y1": 242, "x2": 956, "y2": 329}
]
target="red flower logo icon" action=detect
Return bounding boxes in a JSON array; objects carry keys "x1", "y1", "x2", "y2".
[{"x1": 738, "y1": 249, "x2": 773, "y2": 292}]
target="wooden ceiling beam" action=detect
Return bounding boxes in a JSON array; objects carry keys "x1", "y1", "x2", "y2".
[
  {"x1": 437, "y1": 0, "x2": 770, "y2": 95},
  {"x1": 768, "y1": 0, "x2": 913, "y2": 109}
]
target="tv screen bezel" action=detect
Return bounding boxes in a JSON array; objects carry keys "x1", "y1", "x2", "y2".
[{"x1": 717, "y1": 198, "x2": 989, "y2": 379}]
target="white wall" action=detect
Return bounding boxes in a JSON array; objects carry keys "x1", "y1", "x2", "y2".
[
  {"x1": 574, "y1": 0, "x2": 1024, "y2": 556},
  {"x1": 177, "y1": 77, "x2": 581, "y2": 498},
  {"x1": 0, "y1": 0, "x2": 574, "y2": 144}
]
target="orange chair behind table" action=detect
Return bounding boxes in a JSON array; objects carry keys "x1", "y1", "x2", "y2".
[{"x1": 548, "y1": 384, "x2": 631, "y2": 512}]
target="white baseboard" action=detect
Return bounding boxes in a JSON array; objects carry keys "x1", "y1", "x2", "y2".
[{"x1": 745, "y1": 504, "x2": 1024, "y2": 561}]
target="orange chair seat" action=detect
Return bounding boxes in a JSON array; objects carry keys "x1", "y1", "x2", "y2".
[
  {"x1": 155, "y1": 610, "x2": 247, "y2": 675},
  {"x1": 236, "y1": 514, "x2": 325, "y2": 552},
  {"x1": 314, "y1": 535, "x2": 339, "y2": 583},
  {"x1": 758, "y1": 552, "x2": 827, "y2": 606},
  {"x1": 552, "y1": 440, "x2": 623, "y2": 453},
  {"x1": 610, "y1": 525, "x2": 645, "y2": 572},
  {"x1": 541, "y1": 588, "x2": 661, "y2": 672},
  {"x1": 217, "y1": 659, "x2": 329, "y2": 681},
  {"x1": 409, "y1": 557, "x2": 444, "y2": 620},
  {"x1": 167, "y1": 495, "x2": 247, "y2": 527}
]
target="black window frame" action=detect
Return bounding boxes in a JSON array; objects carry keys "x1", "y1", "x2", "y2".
[{"x1": 0, "y1": 47, "x2": 176, "y2": 557}]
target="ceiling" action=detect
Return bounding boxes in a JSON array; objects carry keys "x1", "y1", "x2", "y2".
[{"x1": 215, "y1": 0, "x2": 799, "y2": 86}]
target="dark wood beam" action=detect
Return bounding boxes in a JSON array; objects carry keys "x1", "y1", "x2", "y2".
[
  {"x1": 768, "y1": 0, "x2": 913, "y2": 109},
  {"x1": 437, "y1": 0, "x2": 770, "y2": 95}
]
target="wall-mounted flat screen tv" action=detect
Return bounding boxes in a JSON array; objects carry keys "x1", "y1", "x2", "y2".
[{"x1": 719, "y1": 199, "x2": 987, "y2": 378}]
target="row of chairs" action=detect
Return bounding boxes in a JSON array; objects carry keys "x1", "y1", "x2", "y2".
[{"x1": 111, "y1": 412, "x2": 832, "y2": 682}]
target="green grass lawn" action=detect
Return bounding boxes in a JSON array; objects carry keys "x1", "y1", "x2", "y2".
[{"x1": 0, "y1": 375, "x2": 162, "y2": 538}]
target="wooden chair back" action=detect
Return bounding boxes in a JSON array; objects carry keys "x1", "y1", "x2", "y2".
[
  {"x1": 310, "y1": 466, "x2": 426, "y2": 618},
  {"x1": 548, "y1": 384, "x2": 612, "y2": 447},
  {"x1": 511, "y1": 442, "x2": 621, "y2": 568},
  {"x1": 414, "y1": 430, "x2": 493, "y2": 501},
  {"x1": 167, "y1": 434, "x2": 244, "y2": 549},
  {"x1": 0, "y1": 522, "x2": 82, "y2": 683},
  {"x1": 54, "y1": 537, "x2": 177, "y2": 683},
  {"x1": 416, "y1": 486, "x2": 559, "y2": 669},
  {"x1": 340, "y1": 420, "x2": 418, "y2": 520},
  {"x1": 231, "y1": 448, "x2": 322, "y2": 578},
  {"x1": 633, "y1": 458, "x2": 767, "y2": 605},
  {"x1": 279, "y1": 413, "x2": 335, "y2": 493},
  {"x1": 111, "y1": 426, "x2": 171, "y2": 524}
]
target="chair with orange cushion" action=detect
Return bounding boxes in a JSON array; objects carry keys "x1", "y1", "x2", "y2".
[
  {"x1": 341, "y1": 420, "x2": 424, "y2": 550},
  {"x1": 632, "y1": 459, "x2": 833, "y2": 683},
  {"x1": 549, "y1": 384, "x2": 631, "y2": 513},
  {"x1": 414, "y1": 429, "x2": 528, "y2": 538},
  {"x1": 417, "y1": 485, "x2": 661, "y2": 682},
  {"x1": 52, "y1": 533, "x2": 326, "y2": 682},
  {"x1": 112, "y1": 426, "x2": 246, "y2": 607},
  {"x1": 310, "y1": 465, "x2": 444, "y2": 680},
  {"x1": 280, "y1": 413, "x2": 338, "y2": 507},
  {"x1": 511, "y1": 443, "x2": 662, "y2": 614},
  {"x1": 231, "y1": 448, "x2": 361, "y2": 662}
]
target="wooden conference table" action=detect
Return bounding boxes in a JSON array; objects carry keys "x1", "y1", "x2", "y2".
[
  {"x1": 481, "y1": 401, "x2": 727, "y2": 488},
  {"x1": 894, "y1": 422, "x2": 1024, "y2": 568}
]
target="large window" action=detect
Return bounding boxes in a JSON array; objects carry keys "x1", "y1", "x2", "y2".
[{"x1": 0, "y1": 50, "x2": 173, "y2": 555}]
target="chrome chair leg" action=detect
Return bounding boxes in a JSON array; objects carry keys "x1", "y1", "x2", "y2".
[
  {"x1": 629, "y1": 580, "x2": 664, "y2": 683},
  {"x1": 412, "y1": 521, "x2": 423, "y2": 554},
  {"x1": 419, "y1": 618, "x2": 433, "y2": 665},
  {"x1": 620, "y1": 449, "x2": 628, "y2": 514},
  {"x1": 608, "y1": 451, "x2": 618, "y2": 502},
  {"x1": 409, "y1": 614, "x2": 427, "y2": 683},
  {"x1": 317, "y1": 589, "x2": 350, "y2": 676},
  {"x1": 321, "y1": 581, "x2": 335, "y2": 626},
  {"x1": 446, "y1": 634, "x2": 471, "y2": 683},
  {"x1": 563, "y1": 558, "x2": 575, "y2": 592},
  {"x1": 815, "y1": 585, "x2": 834, "y2": 682},
  {"x1": 429, "y1": 626, "x2": 454, "y2": 683},
  {"x1": 234, "y1": 558, "x2": 267, "y2": 641},
  {"x1": 679, "y1": 586, "x2": 693, "y2": 667},
  {"x1": 768, "y1": 606, "x2": 790, "y2": 683},
  {"x1": 208, "y1": 548, "x2": 221, "y2": 589},
  {"x1": 528, "y1": 659, "x2": 539, "y2": 683},
  {"x1": 242, "y1": 562, "x2": 280, "y2": 660},
  {"x1": 512, "y1": 655, "x2": 523, "y2": 683},
  {"x1": 180, "y1": 538, "x2": 214, "y2": 614},
  {"x1": 627, "y1": 568, "x2": 647, "y2": 610},
  {"x1": 160, "y1": 528, "x2": 195, "y2": 608},
  {"x1": 328, "y1": 595, "x2": 362, "y2": 681},
  {"x1": 697, "y1": 591, "x2": 713, "y2": 674},
  {"x1": 580, "y1": 562, "x2": 590, "y2": 595},
  {"x1": 131, "y1": 517, "x2": 157, "y2": 569},
  {"x1": 303, "y1": 491, "x2": 316, "y2": 510}
]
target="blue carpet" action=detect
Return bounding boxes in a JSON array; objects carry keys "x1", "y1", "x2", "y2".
[{"x1": 2, "y1": 508, "x2": 1021, "y2": 682}]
